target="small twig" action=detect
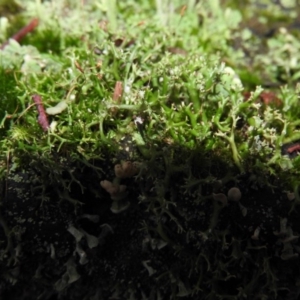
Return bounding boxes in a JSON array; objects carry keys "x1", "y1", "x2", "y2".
[
  {"x1": 0, "y1": 18, "x2": 39, "y2": 50},
  {"x1": 112, "y1": 81, "x2": 123, "y2": 103},
  {"x1": 32, "y1": 94, "x2": 49, "y2": 132},
  {"x1": 74, "y1": 61, "x2": 84, "y2": 74},
  {"x1": 15, "y1": 103, "x2": 35, "y2": 123},
  {"x1": 110, "y1": 81, "x2": 123, "y2": 115},
  {"x1": 286, "y1": 143, "x2": 300, "y2": 154}
]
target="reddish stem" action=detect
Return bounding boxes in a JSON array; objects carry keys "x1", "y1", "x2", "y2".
[
  {"x1": 0, "y1": 18, "x2": 39, "y2": 50},
  {"x1": 286, "y1": 143, "x2": 300, "y2": 154},
  {"x1": 32, "y1": 94, "x2": 49, "y2": 132},
  {"x1": 112, "y1": 81, "x2": 123, "y2": 103}
]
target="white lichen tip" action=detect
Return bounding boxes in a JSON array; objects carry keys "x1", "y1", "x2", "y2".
[
  {"x1": 212, "y1": 193, "x2": 228, "y2": 206},
  {"x1": 100, "y1": 180, "x2": 127, "y2": 200},
  {"x1": 227, "y1": 187, "x2": 242, "y2": 202},
  {"x1": 114, "y1": 161, "x2": 139, "y2": 179},
  {"x1": 286, "y1": 192, "x2": 295, "y2": 201},
  {"x1": 251, "y1": 226, "x2": 261, "y2": 240}
]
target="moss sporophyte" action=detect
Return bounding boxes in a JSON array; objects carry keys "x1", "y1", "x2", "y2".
[{"x1": 1, "y1": 0, "x2": 300, "y2": 299}]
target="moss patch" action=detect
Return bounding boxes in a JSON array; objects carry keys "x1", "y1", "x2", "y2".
[{"x1": 1, "y1": 0, "x2": 300, "y2": 299}]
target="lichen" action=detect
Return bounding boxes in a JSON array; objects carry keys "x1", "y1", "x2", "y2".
[{"x1": 1, "y1": 0, "x2": 300, "y2": 299}]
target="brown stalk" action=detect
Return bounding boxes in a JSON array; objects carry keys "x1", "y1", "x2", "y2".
[{"x1": 0, "y1": 18, "x2": 39, "y2": 50}]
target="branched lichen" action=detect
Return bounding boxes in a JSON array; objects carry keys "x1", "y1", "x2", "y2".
[{"x1": 1, "y1": 0, "x2": 300, "y2": 299}]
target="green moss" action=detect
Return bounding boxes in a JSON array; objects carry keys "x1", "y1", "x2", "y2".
[{"x1": 1, "y1": 0, "x2": 300, "y2": 299}]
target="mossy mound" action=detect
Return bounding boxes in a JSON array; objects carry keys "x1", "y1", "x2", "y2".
[{"x1": 1, "y1": 0, "x2": 300, "y2": 299}]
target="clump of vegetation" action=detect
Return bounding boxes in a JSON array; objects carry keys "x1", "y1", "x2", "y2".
[{"x1": 1, "y1": 0, "x2": 300, "y2": 299}]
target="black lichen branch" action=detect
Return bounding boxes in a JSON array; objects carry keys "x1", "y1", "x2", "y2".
[{"x1": 32, "y1": 94, "x2": 49, "y2": 131}]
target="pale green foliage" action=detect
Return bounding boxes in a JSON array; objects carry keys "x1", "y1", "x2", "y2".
[{"x1": 1, "y1": 0, "x2": 300, "y2": 186}]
